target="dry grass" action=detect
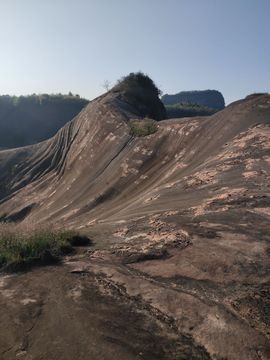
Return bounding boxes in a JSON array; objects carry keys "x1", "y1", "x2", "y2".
[
  {"x1": 0, "y1": 221, "x2": 85, "y2": 272},
  {"x1": 129, "y1": 118, "x2": 157, "y2": 137}
]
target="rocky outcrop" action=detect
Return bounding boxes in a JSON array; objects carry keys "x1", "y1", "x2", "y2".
[
  {"x1": 162, "y1": 90, "x2": 225, "y2": 109},
  {"x1": 0, "y1": 76, "x2": 269, "y2": 359}
]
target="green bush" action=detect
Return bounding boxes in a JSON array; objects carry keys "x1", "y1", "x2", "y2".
[
  {"x1": 116, "y1": 72, "x2": 162, "y2": 97},
  {"x1": 129, "y1": 119, "x2": 157, "y2": 137},
  {"x1": 114, "y1": 72, "x2": 166, "y2": 121}
]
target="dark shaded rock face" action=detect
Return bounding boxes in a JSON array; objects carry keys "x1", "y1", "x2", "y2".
[{"x1": 162, "y1": 90, "x2": 225, "y2": 109}]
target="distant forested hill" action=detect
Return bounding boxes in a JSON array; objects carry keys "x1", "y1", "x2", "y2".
[
  {"x1": 0, "y1": 94, "x2": 89, "y2": 148},
  {"x1": 162, "y1": 90, "x2": 225, "y2": 110},
  {"x1": 165, "y1": 103, "x2": 218, "y2": 119}
]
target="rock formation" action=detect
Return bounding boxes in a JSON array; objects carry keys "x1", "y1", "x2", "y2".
[
  {"x1": 162, "y1": 90, "x2": 225, "y2": 109},
  {"x1": 0, "y1": 76, "x2": 269, "y2": 359}
]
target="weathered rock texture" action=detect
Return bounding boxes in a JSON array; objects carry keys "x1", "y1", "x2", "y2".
[{"x1": 0, "y1": 86, "x2": 269, "y2": 359}]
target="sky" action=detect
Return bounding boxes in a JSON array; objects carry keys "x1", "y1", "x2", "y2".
[{"x1": 0, "y1": 0, "x2": 269, "y2": 104}]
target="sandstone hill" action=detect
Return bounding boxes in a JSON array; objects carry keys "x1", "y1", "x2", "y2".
[
  {"x1": 0, "y1": 75, "x2": 269, "y2": 360},
  {"x1": 0, "y1": 89, "x2": 224, "y2": 150},
  {"x1": 162, "y1": 90, "x2": 225, "y2": 109}
]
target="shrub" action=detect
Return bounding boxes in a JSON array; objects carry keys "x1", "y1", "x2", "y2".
[
  {"x1": 114, "y1": 72, "x2": 166, "y2": 121},
  {"x1": 116, "y1": 72, "x2": 162, "y2": 97},
  {"x1": 129, "y1": 118, "x2": 157, "y2": 137},
  {"x1": 0, "y1": 222, "x2": 88, "y2": 272}
]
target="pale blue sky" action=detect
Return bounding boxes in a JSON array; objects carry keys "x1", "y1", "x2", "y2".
[{"x1": 0, "y1": 0, "x2": 269, "y2": 104}]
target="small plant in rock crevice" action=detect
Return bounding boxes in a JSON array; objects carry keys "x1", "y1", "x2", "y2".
[
  {"x1": 0, "y1": 221, "x2": 91, "y2": 272},
  {"x1": 129, "y1": 118, "x2": 158, "y2": 137}
]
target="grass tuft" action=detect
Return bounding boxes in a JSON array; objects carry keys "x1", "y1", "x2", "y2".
[
  {"x1": 129, "y1": 118, "x2": 157, "y2": 137},
  {"x1": 0, "y1": 222, "x2": 88, "y2": 272}
]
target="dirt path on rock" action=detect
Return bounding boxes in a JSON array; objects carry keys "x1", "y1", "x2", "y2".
[
  {"x1": 1, "y1": 246, "x2": 269, "y2": 360},
  {"x1": 0, "y1": 259, "x2": 210, "y2": 360}
]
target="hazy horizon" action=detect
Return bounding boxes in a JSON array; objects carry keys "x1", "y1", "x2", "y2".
[{"x1": 0, "y1": 0, "x2": 269, "y2": 105}]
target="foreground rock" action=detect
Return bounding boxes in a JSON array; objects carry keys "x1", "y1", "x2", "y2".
[{"x1": 0, "y1": 261, "x2": 211, "y2": 360}]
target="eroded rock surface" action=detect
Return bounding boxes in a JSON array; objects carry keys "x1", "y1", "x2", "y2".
[{"x1": 0, "y1": 87, "x2": 269, "y2": 359}]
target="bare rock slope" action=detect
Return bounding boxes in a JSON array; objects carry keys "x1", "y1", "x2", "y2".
[{"x1": 0, "y1": 83, "x2": 270, "y2": 359}]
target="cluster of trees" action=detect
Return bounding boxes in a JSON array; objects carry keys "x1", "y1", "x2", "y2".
[
  {"x1": 0, "y1": 94, "x2": 88, "y2": 148},
  {"x1": 165, "y1": 103, "x2": 218, "y2": 119},
  {"x1": 0, "y1": 92, "x2": 86, "y2": 107},
  {"x1": 114, "y1": 72, "x2": 166, "y2": 121}
]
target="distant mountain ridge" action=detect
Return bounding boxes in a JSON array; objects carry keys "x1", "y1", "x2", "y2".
[{"x1": 162, "y1": 89, "x2": 225, "y2": 109}]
